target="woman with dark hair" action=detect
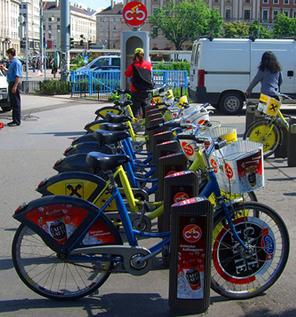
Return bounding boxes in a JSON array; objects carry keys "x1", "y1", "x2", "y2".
[
  {"x1": 125, "y1": 48, "x2": 153, "y2": 118},
  {"x1": 246, "y1": 51, "x2": 282, "y2": 98}
]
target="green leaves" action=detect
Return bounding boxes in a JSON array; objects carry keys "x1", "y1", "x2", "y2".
[
  {"x1": 273, "y1": 14, "x2": 296, "y2": 38},
  {"x1": 149, "y1": 0, "x2": 223, "y2": 50}
]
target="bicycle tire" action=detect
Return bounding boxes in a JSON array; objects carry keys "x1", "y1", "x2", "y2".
[
  {"x1": 12, "y1": 223, "x2": 117, "y2": 300},
  {"x1": 244, "y1": 119, "x2": 282, "y2": 159},
  {"x1": 211, "y1": 201, "x2": 289, "y2": 299}
]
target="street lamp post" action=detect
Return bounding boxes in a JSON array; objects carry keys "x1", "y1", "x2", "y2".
[
  {"x1": 60, "y1": 0, "x2": 70, "y2": 81},
  {"x1": 24, "y1": 2, "x2": 29, "y2": 81}
]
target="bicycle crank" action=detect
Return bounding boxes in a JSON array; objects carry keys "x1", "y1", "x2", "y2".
[{"x1": 71, "y1": 245, "x2": 152, "y2": 276}]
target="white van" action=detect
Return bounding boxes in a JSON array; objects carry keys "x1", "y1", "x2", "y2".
[
  {"x1": 189, "y1": 38, "x2": 296, "y2": 114},
  {"x1": 0, "y1": 70, "x2": 10, "y2": 112}
]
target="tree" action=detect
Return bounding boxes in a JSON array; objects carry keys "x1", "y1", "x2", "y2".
[
  {"x1": 223, "y1": 22, "x2": 249, "y2": 38},
  {"x1": 149, "y1": 0, "x2": 223, "y2": 50},
  {"x1": 273, "y1": 14, "x2": 296, "y2": 38},
  {"x1": 249, "y1": 21, "x2": 272, "y2": 39}
]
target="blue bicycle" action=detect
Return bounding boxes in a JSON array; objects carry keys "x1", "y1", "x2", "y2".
[{"x1": 12, "y1": 137, "x2": 289, "y2": 300}]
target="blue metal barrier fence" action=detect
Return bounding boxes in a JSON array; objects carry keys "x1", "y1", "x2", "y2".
[{"x1": 70, "y1": 69, "x2": 188, "y2": 96}]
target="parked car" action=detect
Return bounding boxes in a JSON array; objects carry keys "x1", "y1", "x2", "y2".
[
  {"x1": 77, "y1": 55, "x2": 121, "y2": 72},
  {"x1": 0, "y1": 70, "x2": 10, "y2": 112},
  {"x1": 190, "y1": 38, "x2": 296, "y2": 115}
]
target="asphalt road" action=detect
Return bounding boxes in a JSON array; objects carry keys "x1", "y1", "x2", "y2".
[{"x1": 0, "y1": 96, "x2": 295, "y2": 317}]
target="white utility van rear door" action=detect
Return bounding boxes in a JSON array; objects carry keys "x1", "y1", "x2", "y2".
[
  {"x1": 202, "y1": 39, "x2": 251, "y2": 93},
  {"x1": 250, "y1": 40, "x2": 296, "y2": 94}
]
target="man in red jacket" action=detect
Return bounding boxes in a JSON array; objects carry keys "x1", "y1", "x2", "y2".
[{"x1": 125, "y1": 48, "x2": 153, "y2": 118}]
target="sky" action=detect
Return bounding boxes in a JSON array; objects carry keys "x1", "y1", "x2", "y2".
[{"x1": 75, "y1": 0, "x2": 114, "y2": 10}]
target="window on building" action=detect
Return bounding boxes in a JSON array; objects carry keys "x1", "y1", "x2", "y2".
[
  {"x1": 48, "y1": 25, "x2": 52, "y2": 30},
  {"x1": 262, "y1": 9, "x2": 269, "y2": 21},
  {"x1": 293, "y1": 10, "x2": 296, "y2": 17},
  {"x1": 273, "y1": 0, "x2": 279, "y2": 4},
  {"x1": 245, "y1": 0, "x2": 250, "y2": 3},
  {"x1": 273, "y1": 9, "x2": 280, "y2": 19},
  {"x1": 244, "y1": 9, "x2": 251, "y2": 20},
  {"x1": 57, "y1": 18, "x2": 60, "y2": 22},
  {"x1": 284, "y1": 0, "x2": 289, "y2": 4},
  {"x1": 225, "y1": 9, "x2": 232, "y2": 20},
  {"x1": 283, "y1": 9, "x2": 290, "y2": 17},
  {"x1": 263, "y1": 0, "x2": 269, "y2": 3}
]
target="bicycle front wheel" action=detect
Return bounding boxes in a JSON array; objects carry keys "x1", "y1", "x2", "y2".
[
  {"x1": 12, "y1": 224, "x2": 113, "y2": 300},
  {"x1": 244, "y1": 119, "x2": 282, "y2": 159},
  {"x1": 211, "y1": 202, "x2": 289, "y2": 299}
]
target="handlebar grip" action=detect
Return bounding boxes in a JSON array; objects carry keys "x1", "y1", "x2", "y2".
[{"x1": 214, "y1": 140, "x2": 227, "y2": 150}]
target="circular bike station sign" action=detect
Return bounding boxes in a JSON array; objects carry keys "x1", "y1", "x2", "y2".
[{"x1": 122, "y1": 1, "x2": 148, "y2": 27}]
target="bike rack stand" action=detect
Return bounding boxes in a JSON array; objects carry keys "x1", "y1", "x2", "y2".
[
  {"x1": 245, "y1": 104, "x2": 257, "y2": 132},
  {"x1": 148, "y1": 130, "x2": 174, "y2": 153},
  {"x1": 161, "y1": 170, "x2": 199, "y2": 233},
  {"x1": 153, "y1": 140, "x2": 180, "y2": 164},
  {"x1": 156, "y1": 152, "x2": 187, "y2": 202},
  {"x1": 276, "y1": 117, "x2": 296, "y2": 159},
  {"x1": 169, "y1": 197, "x2": 213, "y2": 314},
  {"x1": 288, "y1": 122, "x2": 296, "y2": 167}
]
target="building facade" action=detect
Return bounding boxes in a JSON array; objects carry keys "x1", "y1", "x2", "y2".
[
  {"x1": 207, "y1": 0, "x2": 261, "y2": 22},
  {"x1": 20, "y1": 0, "x2": 41, "y2": 55},
  {"x1": 0, "y1": 0, "x2": 21, "y2": 57},
  {"x1": 261, "y1": 0, "x2": 296, "y2": 24},
  {"x1": 43, "y1": 1, "x2": 96, "y2": 50},
  {"x1": 96, "y1": 1, "x2": 175, "y2": 50}
]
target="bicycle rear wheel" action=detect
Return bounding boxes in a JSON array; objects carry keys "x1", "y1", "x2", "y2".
[
  {"x1": 211, "y1": 201, "x2": 289, "y2": 299},
  {"x1": 12, "y1": 224, "x2": 114, "y2": 300},
  {"x1": 244, "y1": 119, "x2": 282, "y2": 159}
]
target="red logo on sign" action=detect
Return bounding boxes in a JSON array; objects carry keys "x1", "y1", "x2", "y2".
[
  {"x1": 181, "y1": 141, "x2": 194, "y2": 156},
  {"x1": 210, "y1": 158, "x2": 218, "y2": 173},
  {"x1": 123, "y1": 1, "x2": 147, "y2": 27},
  {"x1": 183, "y1": 224, "x2": 202, "y2": 244},
  {"x1": 173, "y1": 192, "x2": 190, "y2": 203},
  {"x1": 224, "y1": 163, "x2": 233, "y2": 179}
]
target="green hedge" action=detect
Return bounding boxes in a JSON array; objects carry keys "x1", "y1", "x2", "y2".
[
  {"x1": 37, "y1": 80, "x2": 70, "y2": 95},
  {"x1": 153, "y1": 61, "x2": 190, "y2": 74}
]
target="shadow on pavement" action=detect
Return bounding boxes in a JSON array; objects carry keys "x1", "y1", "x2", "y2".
[
  {"x1": 0, "y1": 257, "x2": 13, "y2": 270},
  {"x1": 0, "y1": 294, "x2": 170, "y2": 317},
  {"x1": 28, "y1": 131, "x2": 84, "y2": 137},
  {"x1": 268, "y1": 177, "x2": 296, "y2": 182}
]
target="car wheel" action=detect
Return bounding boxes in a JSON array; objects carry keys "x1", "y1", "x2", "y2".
[
  {"x1": 1, "y1": 103, "x2": 12, "y2": 112},
  {"x1": 219, "y1": 92, "x2": 244, "y2": 115}
]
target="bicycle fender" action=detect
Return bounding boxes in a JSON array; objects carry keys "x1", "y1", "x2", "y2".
[{"x1": 13, "y1": 195, "x2": 122, "y2": 254}]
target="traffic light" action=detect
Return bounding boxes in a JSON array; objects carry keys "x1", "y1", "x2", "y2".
[
  {"x1": 87, "y1": 40, "x2": 92, "y2": 49},
  {"x1": 70, "y1": 37, "x2": 74, "y2": 49},
  {"x1": 80, "y1": 39, "x2": 84, "y2": 47}
]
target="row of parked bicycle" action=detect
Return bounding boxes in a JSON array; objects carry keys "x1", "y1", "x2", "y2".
[{"x1": 11, "y1": 86, "x2": 289, "y2": 301}]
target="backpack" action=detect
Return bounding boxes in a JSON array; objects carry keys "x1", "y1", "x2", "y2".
[{"x1": 132, "y1": 64, "x2": 154, "y2": 91}]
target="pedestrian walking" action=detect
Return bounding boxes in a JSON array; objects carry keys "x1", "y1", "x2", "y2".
[
  {"x1": 0, "y1": 48, "x2": 22, "y2": 126},
  {"x1": 246, "y1": 51, "x2": 282, "y2": 99},
  {"x1": 125, "y1": 48, "x2": 153, "y2": 118}
]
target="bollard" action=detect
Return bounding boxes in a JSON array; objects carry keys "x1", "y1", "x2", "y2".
[
  {"x1": 153, "y1": 140, "x2": 180, "y2": 164},
  {"x1": 156, "y1": 152, "x2": 187, "y2": 203},
  {"x1": 245, "y1": 104, "x2": 257, "y2": 132},
  {"x1": 161, "y1": 171, "x2": 200, "y2": 233},
  {"x1": 288, "y1": 123, "x2": 296, "y2": 167},
  {"x1": 169, "y1": 197, "x2": 213, "y2": 315}
]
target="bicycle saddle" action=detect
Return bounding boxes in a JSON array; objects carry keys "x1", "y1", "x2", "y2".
[
  {"x1": 99, "y1": 122, "x2": 128, "y2": 132},
  {"x1": 86, "y1": 152, "x2": 130, "y2": 172},
  {"x1": 105, "y1": 113, "x2": 131, "y2": 123},
  {"x1": 93, "y1": 129, "x2": 130, "y2": 144},
  {"x1": 114, "y1": 100, "x2": 132, "y2": 108}
]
